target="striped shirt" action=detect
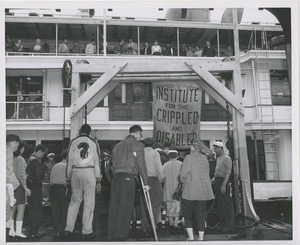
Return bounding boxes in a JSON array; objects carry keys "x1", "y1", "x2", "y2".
[{"x1": 180, "y1": 151, "x2": 214, "y2": 201}]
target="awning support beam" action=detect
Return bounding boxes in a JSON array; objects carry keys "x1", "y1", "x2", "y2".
[
  {"x1": 185, "y1": 62, "x2": 244, "y2": 116},
  {"x1": 71, "y1": 62, "x2": 127, "y2": 117}
]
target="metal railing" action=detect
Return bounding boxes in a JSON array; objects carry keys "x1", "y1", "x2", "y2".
[{"x1": 6, "y1": 94, "x2": 49, "y2": 121}]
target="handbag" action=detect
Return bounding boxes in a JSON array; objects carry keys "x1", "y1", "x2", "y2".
[{"x1": 172, "y1": 182, "x2": 183, "y2": 201}]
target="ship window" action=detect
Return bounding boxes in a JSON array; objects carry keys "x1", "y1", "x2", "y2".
[
  {"x1": 270, "y1": 70, "x2": 291, "y2": 105},
  {"x1": 6, "y1": 75, "x2": 43, "y2": 101},
  {"x1": 107, "y1": 25, "x2": 138, "y2": 55},
  {"x1": 139, "y1": 26, "x2": 177, "y2": 56},
  {"x1": 219, "y1": 30, "x2": 234, "y2": 57},
  {"x1": 58, "y1": 24, "x2": 102, "y2": 55},
  {"x1": 5, "y1": 22, "x2": 56, "y2": 53},
  {"x1": 114, "y1": 83, "x2": 126, "y2": 104},
  {"x1": 178, "y1": 28, "x2": 217, "y2": 57},
  {"x1": 132, "y1": 84, "x2": 144, "y2": 103}
]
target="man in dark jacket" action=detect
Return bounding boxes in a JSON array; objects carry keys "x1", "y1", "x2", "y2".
[
  {"x1": 26, "y1": 144, "x2": 48, "y2": 239},
  {"x1": 107, "y1": 125, "x2": 150, "y2": 241}
]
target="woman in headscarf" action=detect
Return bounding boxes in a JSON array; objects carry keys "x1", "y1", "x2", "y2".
[
  {"x1": 162, "y1": 150, "x2": 182, "y2": 232},
  {"x1": 179, "y1": 139, "x2": 214, "y2": 241}
]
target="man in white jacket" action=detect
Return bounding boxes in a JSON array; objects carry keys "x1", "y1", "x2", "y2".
[{"x1": 65, "y1": 124, "x2": 101, "y2": 240}]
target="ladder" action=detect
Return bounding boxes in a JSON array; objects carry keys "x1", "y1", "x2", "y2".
[{"x1": 255, "y1": 45, "x2": 280, "y2": 181}]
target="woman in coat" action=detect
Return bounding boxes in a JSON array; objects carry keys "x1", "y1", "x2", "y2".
[
  {"x1": 162, "y1": 150, "x2": 182, "y2": 231},
  {"x1": 179, "y1": 139, "x2": 214, "y2": 241},
  {"x1": 10, "y1": 141, "x2": 31, "y2": 239}
]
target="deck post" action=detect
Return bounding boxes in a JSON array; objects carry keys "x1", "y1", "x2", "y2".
[
  {"x1": 232, "y1": 8, "x2": 258, "y2": 219},
  {"x1": 70, "y1": 72, "x2": 84, "y2": 139}
]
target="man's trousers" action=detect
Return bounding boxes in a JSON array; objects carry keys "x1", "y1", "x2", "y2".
[
  {"x1": 215, "y1": 177, "x2": 235, "y2": 229},
  {"x1": 107, "y1": 173, "x2": 136, "y2": 241},
  {"x1": 50, "y1": 184, "x2": 68, "y2": 234},
  {"x1": 65, "y1": 168, "x2": 96, "y2": 235},
  {"x1": 27, "y1": 182, "x2": 43, "y2": 236}
]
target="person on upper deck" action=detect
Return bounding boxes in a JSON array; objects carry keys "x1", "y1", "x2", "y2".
[
  {"x1": 224, "y1": 46, "x2": 234, "y2": 57},
  {"x1": 33, "y1": 39, "x2": 43, "y2": 53},
  {"x1": 71, "y1": 41, "x2": 82, "y2": 53},
  {"x1": 194, "y1": 45, "x2": 202, "y2": 57},
  {"x1": 186, "y1": 45, "x2": 194, "y2": 57},
  {"x1": 142, "y1": 41, "x2": 151, "y2": 55},
  {"x1": 164, "y1": 44, "x2": 174, "y2": 56},
  {"x1": 85, "y1": 39, "x2": 96, "y2": 54},
  {"x1": 202, "y1": 41, "x2": 216, "y2": 57},
  {"x1": 58, "y1": 38, "x2": 70, "y2": 53},
  {"x1": 126, "y1": 39, "x2": 138, "y2": 55},
  {"x1": 114, "y1": 39, "x2": 125, "y2": 55},
  {"x1": 6, "y1": 37, "x2": 15, "y2": 52},
  {"x1": 151, "y1": 40, "x2": 162, "y2": 56},
  {"x1": 179, "y1": 44, "x2": 187, "y2": 56},
  {"x1": 15, "y1": 40, "x2": 24, "y2": 52}
]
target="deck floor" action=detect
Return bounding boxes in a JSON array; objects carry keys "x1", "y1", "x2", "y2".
[{"x1": 7, "y1": 205, "x2": 292, "y2": 243}]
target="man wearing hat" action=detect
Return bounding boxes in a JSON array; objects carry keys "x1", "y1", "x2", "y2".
[
  {"x1": 211, "y1": 141, "x2": 235, "y2": 233},
  {"x1": 107, "y1": 125, "x2": 149, "y2": 241}
]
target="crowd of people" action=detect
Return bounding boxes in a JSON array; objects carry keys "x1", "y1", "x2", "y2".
[
  {"x1": 6, "y1": 124, "x2": 235, "y2": 242},
  {"x1": 6, "y1": 36, "x2": 232, "y2": 57}
]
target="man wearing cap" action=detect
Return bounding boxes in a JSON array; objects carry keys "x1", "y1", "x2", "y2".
[
  {"x1": 107, "y1": 125, "x2": 150, "y2": 241},
  {"x1": 6, "y1": 134, "x2": 21, "y2": 240},
  {"x1": 65, "y1": 124, "x2": 101, "y2": 240},
  {"x1": 211, "y1": 141, "x2": 235, "y2": 233}
]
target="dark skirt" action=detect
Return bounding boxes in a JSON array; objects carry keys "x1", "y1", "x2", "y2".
[{"x1": 14, "y1": 185, "x2": 25, "y2": 205}]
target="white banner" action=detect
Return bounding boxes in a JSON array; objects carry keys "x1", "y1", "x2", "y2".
[{"x1": 153, "y1": 81, "x2": 202, "y2": 148}]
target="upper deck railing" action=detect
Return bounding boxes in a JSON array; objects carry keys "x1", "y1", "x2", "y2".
[{"x1": 5, "y1": 12, "x2": 285, "y2": 58}]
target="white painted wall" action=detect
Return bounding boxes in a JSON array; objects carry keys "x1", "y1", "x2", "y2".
[{"x1": 276, "y1": 130, "x2": 292, "y2": 180}]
